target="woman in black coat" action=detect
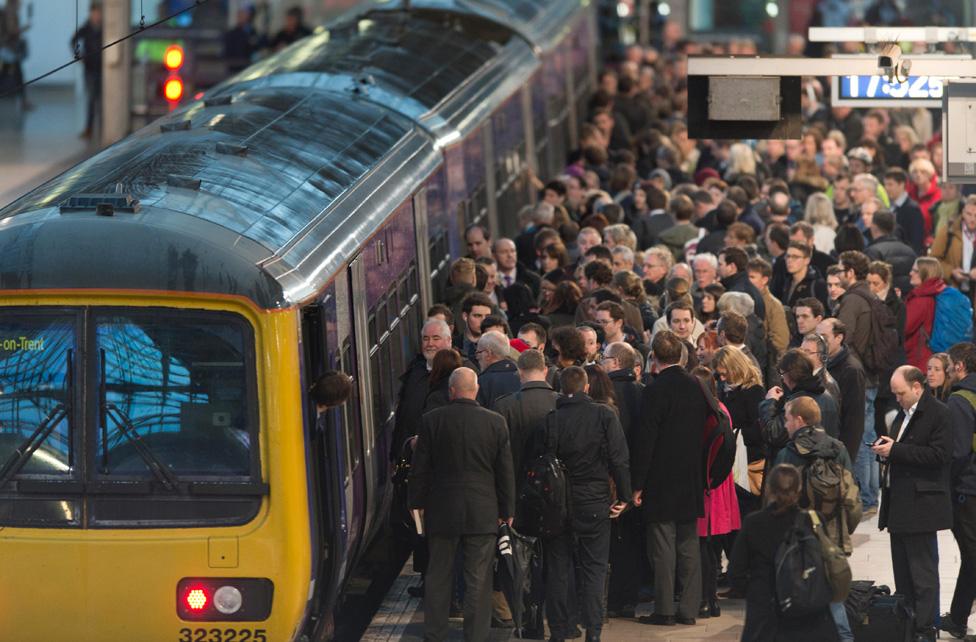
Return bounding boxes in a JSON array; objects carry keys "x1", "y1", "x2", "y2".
[
  {"x1": 422, "y1": 349, "x2": 463, "y2": 412},
  {"x1": 728, "y1": 464, "x2": 839, "y2": 642}
]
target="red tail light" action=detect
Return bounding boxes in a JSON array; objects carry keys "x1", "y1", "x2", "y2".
[{"x1": 184, "y1": 587, "x2": 209, "y2": 611}]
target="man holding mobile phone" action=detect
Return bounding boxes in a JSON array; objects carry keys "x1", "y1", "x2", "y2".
[{"x1": 873, "y1": 365, "x2": 952, "y2": 642}]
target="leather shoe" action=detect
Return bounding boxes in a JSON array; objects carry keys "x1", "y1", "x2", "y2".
[
  {"x1": 406, "y1": 583, "x2": 424, "y2": 598},
  {"x1": 709, "y1": 599, "x2": 721, "y2": 617},
  {"x1": 939, "y1": 614, "x2": 967, "y2": 639},
  {"x1": 698, "y1": 602, "x2": 711, "y2": 619},
  {"x1": 676, "y1": 616, "x2": 697, "y2": 625},
  {"x1": 639, "y1": 614, "x2": 676, "y2": 626}
]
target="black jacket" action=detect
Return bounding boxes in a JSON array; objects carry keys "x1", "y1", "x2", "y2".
[
  {"x1": 515, "y1": 227, "x2": 549, "y2": 270},
  {"x1": 759, "y1": 374, "x2": 840, "y2": 463},
  {"x1": 409, "y1": 399, "x2": 515, "y2": 536},
  {"x1": 633, "y1": 365, "x2": 708, "y2": 523},
  {"x1": 492, "y1": 381, "x2": 559, "y2": 483},
  {"x1": 608, "y1": 368, "x2": 644, "y2": 447},
  {"x1": 729, "y1": 505, "x2": 841, "y2": 642},
  {"x1": 892, "y1": 197, "x2": 926, "y2": 255},
  {"x1": 721, "y1": 383, "x2": 765, "y2": 462},
  {"x1": 775, "y1": 265, "x2": 829, "y2": 311},
  {"x1": 826, "y1": 347, "x2": 867, "y2": 461},
  {"x1": 865, "y1": 234, "x2": 916, "y2": 294},
  {"x1": 550, "y1": 394, "x2": 632, "y2": 509},
  {"x1": 722, "y1": 271, "x2": 766, "y2": 320},
  {"x1": 631, "y1": 211, "x2": 674, "y2": 250},
  {"x1": 392, "y1": 355, "x2": 430, "y2": 460},
  {"x1": 879, "y1": 392, "x2": 953, "y2": 534},
  {"x1": 477, "y1": 359, "x2": 520, "y2": 408},
  {"x1": 946, "y1": 374, "x2": 976, "y2": 497}
]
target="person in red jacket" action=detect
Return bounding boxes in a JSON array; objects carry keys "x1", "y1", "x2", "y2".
[
  {"x1": 907, "y1": 158, "x2": 942, "y2": 243},
  {"x1": 904, "y1": 257, "x2": 946, "y2": 369}
]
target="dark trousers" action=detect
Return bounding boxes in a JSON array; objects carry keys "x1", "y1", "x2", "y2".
[
  {"x1": 84, "y1": 72, "x2": 102, "y2": 133},
  {"x1": 700, "y1": 538, "x2": 718, "y2": 603},
  {"x1": 425, "y1": 533, "x2": 495, "y2": 642},
  {"x1": 607, "y1": 509, "x2": 641, "y2": 610},
  {"x1": 647, "y1": 520, "x2": 701, "y2": 619},
  {"x1": 890, "y1": 531, "x2": 940, "y2": 634},
  {"x1": 950, "y1": 495, "x2": 976, "y2": 627},
  {"x1": 545, "y1": 510, "x2": 611, "y2": 639}
]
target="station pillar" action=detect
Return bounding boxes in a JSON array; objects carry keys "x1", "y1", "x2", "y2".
[{"x1": 101, "y1": 0, "x2": 131, "y2": 146}]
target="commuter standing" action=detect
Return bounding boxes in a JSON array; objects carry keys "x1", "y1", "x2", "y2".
[
  {"x1": 409, "y1": 368, "x2": 515, "y2": 642},
  {"x1": 872, "y1": 366, "x2": 952, "y2": 642},
  {"x1": 632, "y1": 330, "x2": 707, "y2": 626},
  {"x1": 544, "y1": 366, "x2": 631, "y2": 642},
  {"x1": 475, "y1": 331, "x2": 520, "y2": 407},
  {"x1": 818, "y1": 318, "x2": 867, "y2": 461},
  {"x1": 728, "y1": 464, "x2": 840, "y2": 642},
  {"x1": 939, "y1": 343, "x2": 976, "y2": 640},
  {"x1": 70, "y1": 2, "x2": 102, "y2": 139},
  {"x1": 492, "y1": 349, "x2": 558, "y2": 484}
]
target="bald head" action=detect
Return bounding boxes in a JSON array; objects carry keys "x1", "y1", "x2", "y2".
[
  {"x1": 891, "y1": 365, "x2": 926, "y2": 411},
  {"x1": 449, "y1": 367, "x2": 479, "y2": 400}
]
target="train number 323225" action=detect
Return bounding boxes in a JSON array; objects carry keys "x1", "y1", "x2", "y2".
[{"x1": 178, "y1": 628, "x2": 267, "y2": 642}]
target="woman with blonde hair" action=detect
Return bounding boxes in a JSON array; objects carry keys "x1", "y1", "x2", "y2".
[
  {"x1": 927, "y1": 352, "x2": 954, "y2": 402},
  {"x1": 804, "y1": 192, "x2": 839, "y2": 255},
  {"x1": 712, "y1": 346, "x2": 766, "y2": 509},
  {"x1": 907, "y1": 157, "x2": 942, "y2": 236},
  {"x1": 727, "y1": 142, "x2": 758, "y2": 180}
]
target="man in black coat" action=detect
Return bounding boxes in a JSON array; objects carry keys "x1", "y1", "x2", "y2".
[
  {"x1": 409, "y1": 368, "x2": 515, "y2": 642},
  {"x1": 820, "y1": 318, "x2": 867, "y2": 461},
  {"x1": 545, "y1": 367, "x2": 632, "y2": 642},
  {"x1": 873, "y1": 366, "x2": 952, "y2": 642},
  {"x1": 864, "y1": 209, "x2": 917, "y2": 294},
  {"x1": 940, "y1": 343, "x2": 976, "y2": 639},
  {"x1": 392, "y1": 319, "x2": 456, "y2": 461},
  {"x1": 884, "y1": 168, "x2": 927, "y2": 255},
  {"x1": 601, "y1": 341, "x2": 645, "y2": 616},
  {"x1": 475, "y1": 331, "x2": 520, "y2": 408},
  {"x1": 632, "y1": 331, "x2": 708, "y2": 626},
  {"x1": 492, "y1": 349, "x2": 558, "y2": 484},
  {"x1": 759, "y1": 349, "x2": 840, "y2": 464},
  {"x1": 718, "y1": 247, "x2": 766, "y2": 320}
]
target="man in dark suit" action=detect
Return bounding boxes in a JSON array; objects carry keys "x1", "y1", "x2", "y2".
[
  {"x1": 884, "y1": 168, "x2": 927, "y2": 255},
  {"x1": 545, "y1": 366, "x2": 632, "y2": 642},
  {"x1": 409, "y1": 368, "x2": 515, "y2": 642},
  {"x1": 718, "y1": 247, "x2": 766, "y2": 319},
  {"x1": 601, "y1": 341, "x2": 645, "y2": 617},
  {"x1": 492, "y1": 348, "x2": 558, "y2": 483},
  {"x1": 873, "y1": 366, "x2": 953, "y2": 642},
  {"x1": 632, "y1": 331, "x2": 708, "y2": 626},
  {"x1": 494, "y1": 237, "x2": 542, "y2": 298},
  {"x1": 819, "y1": 318, "x2": 867, "y2": 461},
  {"x1": 475, "y1": 331, "x2": 520, "y2": 408}
]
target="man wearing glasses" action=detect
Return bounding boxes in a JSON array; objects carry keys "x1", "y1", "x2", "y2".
[{"x1": 778, "y1": 241, "x2": 829, "y2": 310}]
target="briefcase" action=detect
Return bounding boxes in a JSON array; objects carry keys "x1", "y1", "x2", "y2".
[{"x1": 846, "y1": 583, "x2": 914, "y2": 642}]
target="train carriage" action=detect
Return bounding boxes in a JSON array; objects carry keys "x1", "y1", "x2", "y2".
[{"x1": 0, "y1": 1, "x2": 597, "y2": 640}]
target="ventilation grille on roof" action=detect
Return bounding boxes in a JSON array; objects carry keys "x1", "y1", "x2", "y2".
[{"x1": 59, "y1": 193, "x2": 140, "y2": 215}]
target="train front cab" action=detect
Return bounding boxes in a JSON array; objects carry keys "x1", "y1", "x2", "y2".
[{"x1": 0, "y1": 292, "x2": 313, "y2": 642}]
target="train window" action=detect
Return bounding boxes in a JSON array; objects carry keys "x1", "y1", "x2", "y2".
[
  {"x1": 0, "y1": 313, "x2": 76, "y2": 478},
  {"x1": 368, "y1": 313, "x2": 377, "y2": 347},
  {"x1": 94, "y1": 311, "x2": 254, "y2": 479},
  {"x1": 370, "y1": 349, "x2": 383, "y2": 435},
  {"x1": 340, "y1": 339, "x2": 361, "y2": 469}
]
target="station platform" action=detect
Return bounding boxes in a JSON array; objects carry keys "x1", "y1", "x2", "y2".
[
  {"x1": 0, "y1": 85, "x2": 96, "y2": 208},
  {"x1": 364, "y1": 512, "x2": 966, "y2": 641}
]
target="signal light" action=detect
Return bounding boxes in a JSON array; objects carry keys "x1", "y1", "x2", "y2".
[
  {"x1": 164, "y1": 77, "x2": 184, "y2": 102},
  {"x1": 185, "y1": 588, "x2": 209, "y2": 611},
  {"x1": 164, "y1": 44, "x2": 184, "y2": 71}
]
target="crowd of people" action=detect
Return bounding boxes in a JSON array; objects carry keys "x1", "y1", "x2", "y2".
[{"x1": 394, "y1": 24, "x2": 976, "y2": 642}]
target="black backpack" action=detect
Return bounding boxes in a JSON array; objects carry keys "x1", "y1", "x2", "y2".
[
  {"x1": 515, "y1": 412, "x2": 571, "y2": 539},
  {"x1": 848, "y1": 288, "x2": 899, "y2": 377},
  {"x1": 775, "y1": 510, "x2": 833, "y2": 618},
  {"x1": 698, "y1": 379, "x2": 736, "y2": 490}
]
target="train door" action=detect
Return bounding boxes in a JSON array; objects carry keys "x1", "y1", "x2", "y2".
[
  {"x1": 349, "y1": 255, "x2": 379, "y2": 541},
  {"x1": 300, "y1": 270, "x2": 366, "y2": 640}
]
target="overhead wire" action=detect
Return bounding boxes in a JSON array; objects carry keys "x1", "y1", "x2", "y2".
[{"x1": 1, "y1": 0, "x2": 211, "y2": 100}]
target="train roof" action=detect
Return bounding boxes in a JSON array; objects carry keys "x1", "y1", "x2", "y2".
[{"x1": 0, "y1": 1, "x2": 589, "y2": 309}]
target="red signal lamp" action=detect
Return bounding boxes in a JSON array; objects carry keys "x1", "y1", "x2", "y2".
[
  {"x1": 164, "y1": 44, "x2": 185, "y2": 71},
  {"x1": 164, "y1": 77, "x2": 185, "y2": 102}
]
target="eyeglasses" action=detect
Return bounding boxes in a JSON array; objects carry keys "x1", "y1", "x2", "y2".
[
  {"x1": 475, "y1": 349, "x2": 487, "y2": 357},
  {"x1": 785, "y1": 253, "x2": 805, "y2": 261}
]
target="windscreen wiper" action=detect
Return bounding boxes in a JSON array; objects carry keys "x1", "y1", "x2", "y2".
[
  {"x1": 0, "y1": 403, "x2": 69, "y2": 490},
  {"x1": 103, "y1": 403, "x2": 180, "y2": 491}
]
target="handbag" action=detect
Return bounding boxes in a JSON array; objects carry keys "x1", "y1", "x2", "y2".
[
  {"x1": 747, "y1": 459, "x2": 765, "y2": 496},
  {"x1": 731, "y1": 428, "x2": 750, "y2": 491}
]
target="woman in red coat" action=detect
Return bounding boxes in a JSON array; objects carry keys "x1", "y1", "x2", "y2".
[
  {"x1": 691, "y1": 366, "x2": 741, "y2": 620},
  {"x1": 904, "y1": 257, "x2": 946, "y2": 369}
]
